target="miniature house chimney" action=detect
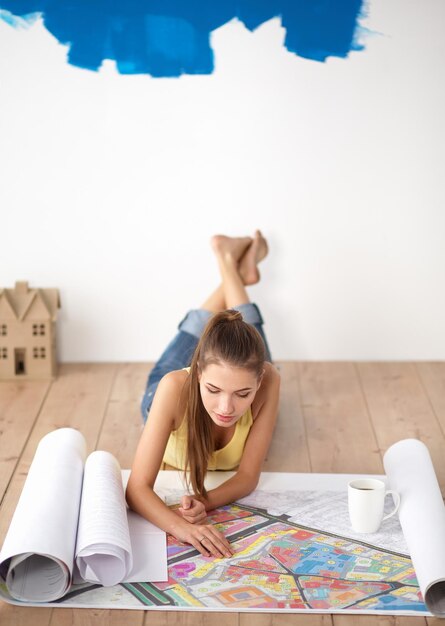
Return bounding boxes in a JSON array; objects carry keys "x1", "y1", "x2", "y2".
[{"x1": 15, "y1": 281, "x2": 29, "y2": 295}]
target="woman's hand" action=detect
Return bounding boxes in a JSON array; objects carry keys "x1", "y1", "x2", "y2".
[
  {"x1": 172, "y1": 518, "x2": 234, "y2": 558},
  {"x1": 175, "y1": 495, "x2": 207, "y2": 525}
]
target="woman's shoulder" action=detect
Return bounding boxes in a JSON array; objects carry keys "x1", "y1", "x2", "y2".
[
  {"x1": 157, "y1": 368, "x2": 189, "y2": 398},
  {"x1": 162, "y1": 367, "x2": 189, "y2": 383},
  {"x1": 251, "y1": 361, "x2": 280, "y2": 421},
  {"x1": 157, "y1": 369, "x2": 189, "y2": 430}
]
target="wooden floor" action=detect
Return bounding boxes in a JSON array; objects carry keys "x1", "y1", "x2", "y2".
[{"x1": 1, "y1": 361, "x2": 445, "y2": 626}]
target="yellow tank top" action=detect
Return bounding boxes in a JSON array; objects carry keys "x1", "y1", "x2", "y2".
[{"x1": 162, "y1": 370, "x2": 253, "y2": 471}]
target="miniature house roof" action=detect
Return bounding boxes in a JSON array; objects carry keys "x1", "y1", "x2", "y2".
[{"x1": 0, "y1": 281, "x2": 61, "y2": 322}]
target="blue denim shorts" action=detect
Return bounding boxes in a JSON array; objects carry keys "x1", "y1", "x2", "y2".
[{"x1": 140, "y1": 303, "x2": 272, "y2": 422}]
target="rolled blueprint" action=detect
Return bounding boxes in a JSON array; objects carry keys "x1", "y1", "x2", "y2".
[
  {"x1": 0, "y1": 429, "x2": 166, "y2": 603},
  {"x1": 0, "y1": 428, "x2": 86, "y2": 601},
  {"x1": 384, "y1": 438, "x2": 445, "y2": 616},
  {"x1": 75, "y1": 451, "x2": 132, "y2": 586}
]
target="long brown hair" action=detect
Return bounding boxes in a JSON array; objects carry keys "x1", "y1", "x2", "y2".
[{"x1": 182, "y1": 309, "x2": 265, "y2": 499}]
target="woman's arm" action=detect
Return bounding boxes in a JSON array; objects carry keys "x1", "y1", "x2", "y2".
[
  {"x1": 197, "y1": 362, "x2": 281, "y2": 511},
  {"x1": 126, "y1": 371, "x2": 233, "y2": 558}
]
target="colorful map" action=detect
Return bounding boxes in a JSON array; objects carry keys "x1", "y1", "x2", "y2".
[{"x1": 119, "y1": 501, "x2": 426, "y2": 612}]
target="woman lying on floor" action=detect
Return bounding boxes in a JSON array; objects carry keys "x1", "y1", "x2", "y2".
[{"x1": 126, "y1": 231, "x2": 280, "y2": 558}]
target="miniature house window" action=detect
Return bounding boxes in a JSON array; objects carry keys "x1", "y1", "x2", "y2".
[
  {"x1": 0, "y1": 325, "x2": 6, "y2": 336},
  {"x1": 33, "y1": 347, "x2": 46, "y2": 359},
  {"x1": 0, "y1": 348, "x2": 7, "y2": 359},
  {"x1": 32, "y1": 324, "x2": 45, "y2": 336}
]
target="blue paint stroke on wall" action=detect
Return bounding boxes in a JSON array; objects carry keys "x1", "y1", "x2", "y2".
[{"x1": 0, "y1": 1, "x2": 367, "y2": 77}]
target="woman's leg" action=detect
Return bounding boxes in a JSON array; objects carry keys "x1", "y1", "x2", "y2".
[
  {"x1": 185, "y1": 230, "x2": 272, "y2": 359},
  {"x1": 205, "y1": 231, "x2": 273, "y2": 361},
  {"x1": 200, "y1": 230, "x2": 268, "y2": 312},
  {"x1": 141, "y1": 232, "x2": 270, "y2": 421}
]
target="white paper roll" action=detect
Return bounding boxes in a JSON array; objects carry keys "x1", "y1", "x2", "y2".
[
  {"x1": 0, "y1": 428, "x2": 87, "y2": 601},
  {"x1": 384, "y1": 438, "x2": 445, "y2": 616}
]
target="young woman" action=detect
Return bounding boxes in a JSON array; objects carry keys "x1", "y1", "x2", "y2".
[{"x1": 126, "y1": 231, "x2": 280, "y2": 560}]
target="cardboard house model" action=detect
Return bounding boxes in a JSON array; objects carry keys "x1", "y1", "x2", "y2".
[{"x1": 0, "y1": 281, "x2": 61, "y2": 380}]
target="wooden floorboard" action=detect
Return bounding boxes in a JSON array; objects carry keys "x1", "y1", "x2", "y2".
[
  {"x1": 262, "y1": 362, "x2": 311, "y2": 472},
  {"x1": 357, "y1": 362, "x2": 445, "y2": 491},
  {"x1": 334, "y1": 617, "x2": 426, "y2": 626},
  {"x1": 0, "y1": 379, "x2": 50, "y2": 503},
  {"x1": 1, "y1": 360, "x2": 442, "y2": 626},
  {"x1": 143, "y1": 611, "x2": 239, "y2": 626},
  {"x1": 416, "y1": 362, "x2": 445, "y2": 433},
  {"x1": 298, "y1": 362, "x2": 382, "y2": 475},
  {"x1": 50, "y1": 607, "x2": 145, "y2": 626},
  {"x1": 96, "y1": 362, "x2": 149, "y2": 467}
]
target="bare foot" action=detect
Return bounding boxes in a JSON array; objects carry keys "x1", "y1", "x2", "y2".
[
  {"x1": 211, "y1": 235, "x2": 252, "y2": 264},
  {"x1": 239, "y1": 230, "x2": 269, "y2": 286}
]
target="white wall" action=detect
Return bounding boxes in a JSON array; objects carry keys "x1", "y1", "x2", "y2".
[{"x1": 1, "y1": 0, "x2": 444, "y2": 362}]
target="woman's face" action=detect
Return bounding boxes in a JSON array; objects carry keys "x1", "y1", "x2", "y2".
[{"x1": 198, "y1": 361, "x2": 263, "y2": 428}]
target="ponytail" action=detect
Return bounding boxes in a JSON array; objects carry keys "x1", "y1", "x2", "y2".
[{"x1": 182, "y1": 309, "x2": 265, "y2": 498}]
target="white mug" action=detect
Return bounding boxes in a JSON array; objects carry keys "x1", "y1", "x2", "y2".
[{"x1": 348, "y1": 478, "x2": 400, "y2": 534}]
